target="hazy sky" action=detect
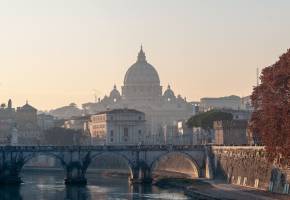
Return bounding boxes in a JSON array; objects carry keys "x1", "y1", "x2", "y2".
[{"x1": 1, "y1": 0, "x2": 290, "y2": 110}]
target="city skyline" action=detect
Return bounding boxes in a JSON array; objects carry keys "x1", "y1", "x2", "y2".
[{"x1": 1, "y1": 0, "x2": 290, "y2": 110}]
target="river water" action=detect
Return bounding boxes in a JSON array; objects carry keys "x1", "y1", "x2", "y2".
[{"x1": 0, "y1": 171, "x2": 189, "y2": 200}]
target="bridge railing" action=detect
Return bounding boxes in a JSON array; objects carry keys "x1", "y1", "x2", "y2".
[
  {"x1": 0, "y1": 144, "x2": 264, "y2": 152},
  {"x1": 0, "y1": 144, "x2": 207, "y2": 152}
]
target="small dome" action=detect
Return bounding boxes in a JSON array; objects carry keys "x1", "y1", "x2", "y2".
[
  {"x1": 163, "y1": 85, "x2": 175, "y2": 98},
  {"x1": 21, "y1": 101, "x2": 37, "y2": 111},
  {"x1": 124, "y1": 46, "x2": 160, "y2": 86},
  {"x1": 110, "y1": 85, "x2": 121, "y2": 98}
]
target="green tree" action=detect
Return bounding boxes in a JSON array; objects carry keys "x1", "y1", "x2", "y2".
[
  {"x1": 187, "y1": 110, "x2": 233, "y2": 130},
  {"x1": 44, "y1": 127, "x2": 83, "y2": 145}
]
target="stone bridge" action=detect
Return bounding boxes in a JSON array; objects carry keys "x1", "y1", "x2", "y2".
[{"x1": 0, "y1": 145, "x2": 212, "y2": 185}]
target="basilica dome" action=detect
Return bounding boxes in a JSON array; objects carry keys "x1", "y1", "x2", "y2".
[{"x1": 124, "y1": 47, "x2": 160, "y2": 86}]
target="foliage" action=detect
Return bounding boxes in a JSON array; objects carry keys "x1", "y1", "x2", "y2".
[
  {"x1": 250, "y1": 49, "x2": 290, "y2": 165},
  {"x1": 44, "y1": 127, "x2": 83, "y2": 145},
  {"x1": 187, "y1": 110, "x2": 233, "y2": 130}
]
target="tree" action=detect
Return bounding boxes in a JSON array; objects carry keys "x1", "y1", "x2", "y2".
[
  {"x1": 187, "y1": 110, "x2": 233, "y2": 130},
  {"x1": 44, "y1": 127, "x2": 83, "y2": 145},
  {"x1": 250, "y1": 49, "x2": 290, "y2": 165}
]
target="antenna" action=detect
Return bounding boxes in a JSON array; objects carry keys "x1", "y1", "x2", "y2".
[{"x1": 93, "y1": 89, "x2": 97, "y2": 103}]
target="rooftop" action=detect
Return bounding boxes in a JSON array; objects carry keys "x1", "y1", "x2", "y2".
[{"x1": 95, "y1": 108, "x2": 144, "y2": 115}]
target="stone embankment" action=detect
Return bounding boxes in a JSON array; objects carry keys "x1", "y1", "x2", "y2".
[{"x1": 211, "y1": 146, "x2": 290, "y2": 195}]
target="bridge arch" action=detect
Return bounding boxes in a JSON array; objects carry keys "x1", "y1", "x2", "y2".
[
  {"x1": 89, "y1": 152, "x2": 134, "y2": 178},
  {"x1": 22, "y1": 152, "x2": 66, "y2": 169},
  {"x1": 150, "y1": 151, "x2": 201, "y2": 178}
]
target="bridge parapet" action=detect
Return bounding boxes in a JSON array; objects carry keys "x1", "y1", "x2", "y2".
[{"x1": 0, "y1": 145, "x2": 206, "y2": 152}]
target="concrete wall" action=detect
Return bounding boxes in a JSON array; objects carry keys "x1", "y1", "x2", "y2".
[{"x1": 211, "y1": 146, "x2": 290, "y2": 195}]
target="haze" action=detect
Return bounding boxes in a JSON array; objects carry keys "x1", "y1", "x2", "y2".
[{"x1": 1, "y1": 0, "x2": 290, "y2": 110}]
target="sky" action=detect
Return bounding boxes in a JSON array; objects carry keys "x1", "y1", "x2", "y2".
[{"x1": 0, "y1": 0, "x2": 290, "y2": 111}]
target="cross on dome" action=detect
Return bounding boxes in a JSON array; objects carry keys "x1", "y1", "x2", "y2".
[{"x1": 137, "y1": 45, "x2": 146, "y2": 62}]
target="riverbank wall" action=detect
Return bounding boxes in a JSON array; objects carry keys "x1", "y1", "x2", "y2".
[{"x1": 211, "y1": 146, "x2": 290, "y2": 195}]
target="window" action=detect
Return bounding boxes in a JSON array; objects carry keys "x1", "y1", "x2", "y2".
[
  {"x1": 138, "y1": 116, "x2": 142, "y2": 120},
  {"x1": 110, "y1": 138, "x2": 113, "y2": 142},
  {"x1": 110, "y1": 130, "x2": 114, "y2": 136},
  {"x1": 124, "y1": 127, "x2": 128, "y2": 137},
  {"x1": 138, "y1": 130, "x2": 142, "y2": 134},
  {"x1": 123, "y1": 127, "x2": 129, "y2": 142}
]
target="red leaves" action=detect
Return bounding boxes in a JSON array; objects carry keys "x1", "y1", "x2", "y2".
[{"x1": 250, "y1": 49, "x2": 290, "y2": 165}]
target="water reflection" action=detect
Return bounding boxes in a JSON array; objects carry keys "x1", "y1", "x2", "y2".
[
  {"x1": 0, "y1": 186, "x2": 22, "y2": 200},
  {"x1": 65, "y1": 186, "x2": 90, "y2": 200},
  {"x1": 0, "y1": 172, "x2": 189, "y2": 200}
]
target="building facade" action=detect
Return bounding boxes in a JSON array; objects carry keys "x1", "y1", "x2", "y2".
[
  {"x1": 0, "y1": 100, "x2": 41, "y2": 145},
  {"x1": 83, "y1": 47, "x2": 192, "y2": 137},
  {"x1": 37, "y1": 113, "x2": 55, "y2": 131},
  {"x1": 214, "y1": 120, "x2": 248, "y2": 145},
  {"x1": 63, "y1": 116, "x2": 89, "y2": 131},
  {"x1": 62, "y1": 116, "x2": 91, "y2": 145},
  {"x1": 89, "y1": 109, "x2": 146, "y2": 145},
  {"x1": 200, "y1": 95, "x2": 242, "y2": 112},
  {"x1": 15, "y1": 102, "x2": 41, "y2": 145}
]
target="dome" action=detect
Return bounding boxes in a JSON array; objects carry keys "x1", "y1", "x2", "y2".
[
  {"x1": 110, "y1": 85, "x2": 121, "y2": 98},
  {"x1": 163, "y1": 85, "x2": 175, "y2": 98},
  {"x1": 124, "y1": 47, "x2": 160, "y2": 86},
  {"x1": 21, "y1": 101, "x2": 37, "y2": 111}
]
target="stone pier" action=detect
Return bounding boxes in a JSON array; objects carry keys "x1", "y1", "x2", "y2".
[{"x1": 129, "y1": 164, "x2": 152, "y2": 184}]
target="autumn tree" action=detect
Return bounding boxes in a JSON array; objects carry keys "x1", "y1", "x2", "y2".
[{"x1": 250, "y1": 49, "x2": 290, "y2": 165}]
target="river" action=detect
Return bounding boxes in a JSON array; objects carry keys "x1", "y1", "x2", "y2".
[{"x1": 0, "y1": 171, "x2": 190, "y2": 200}]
